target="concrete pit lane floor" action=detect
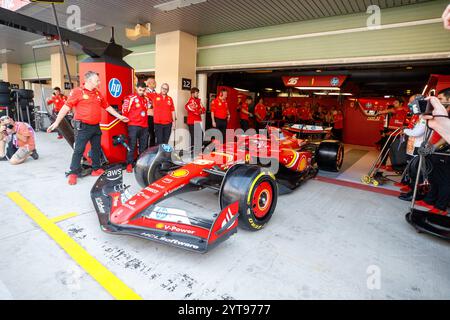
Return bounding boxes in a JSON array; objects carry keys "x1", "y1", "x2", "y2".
[{"x1": 1, "y1": 132, "x2": 450, "y2": 300}]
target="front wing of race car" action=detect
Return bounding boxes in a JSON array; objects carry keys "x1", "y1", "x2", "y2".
[{"x1": 90, "y1": 165, "x2": 239, "y2": 253}]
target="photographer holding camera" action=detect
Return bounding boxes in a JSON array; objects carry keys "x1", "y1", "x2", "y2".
[{"x1": 0, "y1": 116, "x2": 39, "y2": 165}]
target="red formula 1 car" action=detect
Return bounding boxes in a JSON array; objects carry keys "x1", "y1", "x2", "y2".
[{"x1": 91, "y1": 127, "x2": 344, "y2": 253}]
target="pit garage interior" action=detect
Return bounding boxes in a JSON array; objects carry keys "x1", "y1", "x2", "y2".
[{"x1": 2, "y1": 0, "x2": 450, "y2": 300}]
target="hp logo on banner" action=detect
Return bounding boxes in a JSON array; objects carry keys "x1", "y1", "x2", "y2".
[{"x1": 108, "y1": 78, "x2": 122, "y2": 98}]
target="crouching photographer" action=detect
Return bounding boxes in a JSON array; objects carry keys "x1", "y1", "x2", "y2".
[{"x1": 0, "y1": 116, "x2": 39, "y2": 165}]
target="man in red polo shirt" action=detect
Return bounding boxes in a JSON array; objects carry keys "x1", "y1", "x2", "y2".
[
  {"x1": 122, "y1": 82, "x2": 151, "y2": 173},
  {"x1": 47, "y1": 71, "x2": 129, "y2": 185},
  {"x1": 240, "y1": 96, "x2": 253, "y2": 131},
  {"x1": 211, "y1": 89, "x2": 230, "y2": 141},
  {"x1": 185, "y1": 87, "x2": 206, "y2": 157},
  {"x1": 254, "y1": 98, "x2": 267, "y2": 130},
  {"x1": 332, "y1": 109, "x2": 344, "y2": 140},
  {"x1": 47, "y1": 87, "x2": 67, "y2": 139},
  {"x1": 153, "y1": 83, "x2": 176, "y2": 145}
]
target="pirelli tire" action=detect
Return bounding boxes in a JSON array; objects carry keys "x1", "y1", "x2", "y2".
[
  {"x1": 134, "y1": 144, "x2": 175, "y2": 188},
  {"x1": 316, "y1": 140, "x2": 344, "y2": 172},
  {"x1": 220, "y1": 164, "x2": 278, "y2": 231}
]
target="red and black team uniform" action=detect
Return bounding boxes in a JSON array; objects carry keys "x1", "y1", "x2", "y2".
[
  {"x1": 282, "y1": 106, "x2": 297, "y2": 123},
  {"x1": 47, "y1": 94, "x2": 67, "y2": 114},
  {"x1": 254, "y1": 103, "x2": 267, "y2": 130},
  {"x1": 146, "y1": 89, "x2": 157, "y2": 147},
  {"x1": 122, "y1": 94, "x2": 151, "y2": 165},
  {"x1": 332, "y1": 111, "x2": 344, "y2": 141},
  {"x1": 65, "y1": 86, "x2": 109, "y2": 175},
  {"x1": 185, "y1": 97, "x2": 206, "y2": 154},
  {"x1": 240, "y1": 102, "x2": 250, "y2": 131},
  {"x1": 211, "y1": 97, "x2": 229, "y2": 140},
  {"x1": 47, "y1": 94, "x2": 68, "y2": 139},
  {"x1": 153, "y1": 93, "x2": 175, "y2": 145}
]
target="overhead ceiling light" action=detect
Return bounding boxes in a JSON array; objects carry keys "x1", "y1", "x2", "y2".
[
  {"x1": 32, "y1": 41, "x2": 69, "y2": 49},
  {"x1": 406, "y1": 66, "x2": 413, "y2": 70},
  {"x1": 328, "y1": 92, "x2": 353, "y2": 96},
  {"x1": 316, "y1": 69, "x2": 322, "y2": 73},
  {"x1": 74, "y1": 23, "x2": 104, "y2": 34},
  {"x1": 264, "y1": 88, "x2": 273, "y2": 91},
  {"x1": 384, "y1": 95, "x2": 392, "y2": 98},
  {"x1": 0, "y1": 49, "x2": 14, "y2": 55},
  {"x1": 154, "y1": 0, "x2": 207, "y2": 12},
  {"x1": 296, "y1": 86, "x2": 341, "y2": 91},
  {"x1": 313, "y1": 92, "x2": 327, "y2": 95},
  {"x1": 234, "y1": 87, "x2": 249, "y2": 92}
]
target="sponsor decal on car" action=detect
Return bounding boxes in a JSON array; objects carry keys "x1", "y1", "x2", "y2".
[
  {"x1": 170, "y1": 169, "x2": 190, "y2": 178},
  {"x1": 155, "y1": 224, "x2": 196, "y2": 235},
  {"x1": 145, "y1": 187, "x2": 159, "y2": 194},
  {"x1": 192, "y1": 159, "x2": 215, "y2": 166},
  {"x1": 106, "y1": 168, "x2": 122, "y2": 181},
  {"x1": 163, "y1": 184, "x2": 186, "y2": 197},
  {"x1": 136, "y1": 191, "x2": 150, "y2": 200},
  {"x1": 153, "y1": 183, "x2": 165, "y2": 189},
  {"x1": 144, "y1": 206, "x2": 192, "y2": 225},
  {"x1": 140, "y1": 233, "x2": 199, "y2": 250},
  {"x1": 162, "y1": 178, "x2": 174, "y2": 184},
  {"x1": 95, "y1": 197, "x2": 106, "y2": 214}
]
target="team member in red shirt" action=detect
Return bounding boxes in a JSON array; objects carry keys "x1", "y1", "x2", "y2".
[
  {"x1": 282, "y1": 103, "x2": 297, "y2": 123},
  {"x1": 145, "y1": 77, "x2": 157, "y2": 148},
  {"x1": 211, "y1": 89, "x2": 230, "y2": 141},
  {"x1": 47, "y1": 87, "x2": 67, "y2": 139},
  {"x1": 240, "y1": 96, "x2": 253, "y2": 131},
  {"x1": 185, "y1": 87, "x2": 206, "y2": 157},
  {"x1": 47, "y1": 71, "x2": 129, "y2": 185},
  {"x1": 122, "y1": 82, "x2": 151, "y2": 173},
  {"x1": 153, "y1": 83, "x2": 176, "y2": 145},
  {"x1": 297, "y1": 104, "x2": 311, "y2": 123},
  {"x1": 254, "y1": 98, "x2": 267, "y2": 130}
]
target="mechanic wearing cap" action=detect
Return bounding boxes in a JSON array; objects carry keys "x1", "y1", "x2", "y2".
[
  {"x1": 47, "y1": 87, "x2": 67, "y2": 140},
  {"x1": 122, "y1": 82, "x2": 151, "y2": 173},
  {"x1": 239, "y1": 96, "x2": 253, "y2": 132},
  {"x1": 0, "y1": 116, "x2": 38, "y2": 164},
  {"x1": 211, "y1": 89, "x2": 230, "y2": 141},
  {"x1": 47, "y1": 71, "x2": 129, "y2": 185},
  {"x1": 145, "y1": 77, "x2": 157, "y2": 148},
  {"x1": 185, "y1": 87, "x2": 206, "y2": 157},
  {"x1": 153, "y1": 83, "x2": 176, "y2": 145}
]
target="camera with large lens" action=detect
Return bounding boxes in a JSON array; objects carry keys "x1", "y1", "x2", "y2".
[{"x1": 408, "y1": 95, "x2": 433, "y2": 115}]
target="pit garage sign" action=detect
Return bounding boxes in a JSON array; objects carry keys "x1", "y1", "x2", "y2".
[{"x1": 282, "y1": 75, "x2": 347, "y2": 88}]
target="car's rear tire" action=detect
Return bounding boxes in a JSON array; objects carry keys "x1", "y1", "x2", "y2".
[
  {"x1": 316, "y1": 141, "x2": 344, "y2": 172},
  {"x1": 220, "y1": 164, "x2": 278, "y2": 231},
  {"x1": 134, "y1": 144, "x2": 176, "y2": 187}
]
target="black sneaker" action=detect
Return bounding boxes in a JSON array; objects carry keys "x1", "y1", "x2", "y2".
[
  {"x1": 31, "y1": 150, "x2": 39, "y2": 160},
  {"x1": 0, "y1": 156, "x2": 7, "y2": 161}
]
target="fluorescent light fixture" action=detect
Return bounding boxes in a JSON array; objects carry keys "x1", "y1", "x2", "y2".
[
  {"x1": 234, "y1": 87, "x2": 249, "y2": 92},
  {"x1": 264, "y1": 88, "x2": 273, "y2": 91},
  {"x1": 25, "y1": 38, "x2": 49, "y2": 46},
  {"x1": 278, "y1": 93, "x2": 309, "y2": 97},
  {"x1": 0, "y1": 49, "x2": 13, "y2": 55},
  {"x1": 296, "y1": 86, "x2": 341, "y2": 91},
  {"x1": 384, "y1": 95, "x2": 392, "y2": 98},
  {"x1": 313, "y1": 92, "x2": 327, "y2": 95},
  {"x1": 74, "y1": 23, "x2": 104, "y2": 34},
  {"x1": 328, "y1": 92, "x2": 353, "y2": 96},
  {"x1": 32, "y1": 41, "x2": 69, "y2": 49},
  {"x1": 316, "y1": 69, "x2": 322, "y2": 73},
  {"x1": 154, "y1": 0, "x2": 207, "y2": 12}
]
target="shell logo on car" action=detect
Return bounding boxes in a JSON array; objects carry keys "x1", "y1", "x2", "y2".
[
  {"x1": 156, "y1": 223, "x2": 165, "y2": 229},
  {"x1": 170, "y1": 169, "x2": 190, "y2": 178}
]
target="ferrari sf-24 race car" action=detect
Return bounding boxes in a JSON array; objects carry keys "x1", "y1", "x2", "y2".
[{"x1": 91, "y1": 126, "x2": 344, "y2": 253}]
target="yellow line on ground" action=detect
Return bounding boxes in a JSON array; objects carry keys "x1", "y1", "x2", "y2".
[
  {"x1": 50, "y1": 212, "x2": 79, "y2": 223},
  {"x1": 7, "y1": 192, "x2": 142, "y2": 300}
]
